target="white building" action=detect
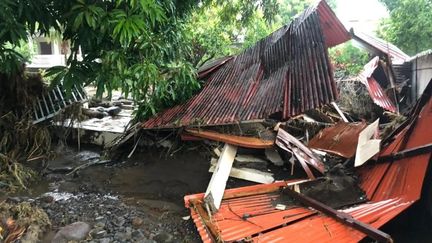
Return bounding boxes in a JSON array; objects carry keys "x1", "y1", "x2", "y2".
[{"x1": 26, "y1": 36, "x2": 81, "y2": 70}]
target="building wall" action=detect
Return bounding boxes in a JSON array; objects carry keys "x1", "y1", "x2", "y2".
[
  {"x1": 412, "y1": 50, "x2": 432, "y2": 99},
  {"x1": 26, "y1": 36, "x2": 82, "y2": 70}
]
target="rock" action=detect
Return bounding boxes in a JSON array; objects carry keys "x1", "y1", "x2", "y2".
[
  {"x1": 153, "y1": 232, "x2": 174, "y2": 243},
  {"x1": 40, "y1": 195, "x2": 55, "y2": 203},
  {"x1": 113, "y1": 216, "x2": 125, "y2": 227},
  {"x1": 114, "y1": 232, "x2": 130, "y2": 241},
  {"x1": 132, "y1": 229, "x2": 145, "y2": 239},
  {"x1": 99, "y1": 238, "x2": 111, "y2": 243},
  {"x1": 131, "y1": 217, "x2": 143, "y2": 228},
  {"x1": 52, "y1": 221, "x2": 91, "y2": 243},
  {"x1": 105, "y1": 106, "x2": 122, "y2": 116},
  {"x1": 94, "y1": 221, "x2": 106, "y2": 228},
  {"x1": 90, "y1": 229, "x2": 107, "y2": 238}
]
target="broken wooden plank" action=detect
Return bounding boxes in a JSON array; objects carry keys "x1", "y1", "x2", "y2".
[
  {"x1": 355, "y1": 119, "x2": 381, "y2": 167},
  {"x1": 209, "y1": 164, "x2": 274, "y2": 184},
  {"x1": 204, "y1": 143, "x2": 237, "y2": 212},
  {"x1": 276, "y1": 129, "x2": 325, "y2": 176},
  {"x1": 185, "y1": 129, "x2": 274, "y2": 149},
  {"x1": 331, "y1": 101, "x2": 349, "y2": 122},
  {"x1": 235, "y1": 154, "x2": 267, "y2": 163},
  {"x1": 210, "y1": 157, "x2": 273, "y2": 184}
]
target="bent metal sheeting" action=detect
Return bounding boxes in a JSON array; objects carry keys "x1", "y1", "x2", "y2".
[
  {"x1": 184, "y1": 80, "x2": 432, "y2": 242},
  {"x1": 360, "y1": 57, "x2": 397, "y2": 112},
  {"x1": 143, "y1": 1, "x2": 350, "y2": 129}
]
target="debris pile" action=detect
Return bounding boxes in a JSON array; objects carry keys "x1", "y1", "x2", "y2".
[
  {"x1": 0, "y1": 201, "x2": 51, "y2": 242},
  {"x1": 125, "y1": 1, "x2": 432, "y2": 242}
]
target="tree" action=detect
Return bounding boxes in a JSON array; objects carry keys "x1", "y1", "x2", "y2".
[
  {"x1": 378, "y1": 0, "x2": 432, "y2": 55},
  {"x1": 0, "y1": 0, "x2": 315, "y2": 122},
  {"x1": 329, "y1": 41, "x2": 370, "y2": 78}
]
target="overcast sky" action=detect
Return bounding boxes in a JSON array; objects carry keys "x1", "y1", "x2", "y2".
[{"x1": 334, "y1": 0, "x2": 389, "y2": 34}]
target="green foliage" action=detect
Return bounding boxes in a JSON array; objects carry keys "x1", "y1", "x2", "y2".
[
  {"x1": 0, "y1": 0, "x2": 316, "y2": 121},
  {"x1": 329, "y1": 41, "x2": 370, "y2": 77},
  {"x1": 378, "y1": 0, "x2": 432, "y2": 55}
]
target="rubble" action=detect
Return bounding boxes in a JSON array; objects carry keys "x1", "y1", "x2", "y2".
[{"x1": 182, "y1": 78, "x2": 432, "y2": 242}]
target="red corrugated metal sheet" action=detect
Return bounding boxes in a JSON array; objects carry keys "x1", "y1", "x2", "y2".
[
  {"x1": 185, "y1": 80, "x2": 432, "y2": 242},
  {"x1": 142, "y1": 1, "x2": 349, "y2": 129},
  {"x1": 352, "y1": 30, "x2": 410, "y2": 65},
  {"x1": 197, "y1": 56, "x2": 233, "y2": 79},
  {"x1": 308, "y1": 121, "x2": 367, "y2": 158},
  {"x1": 360, "y1": 57, "x2": 397, "y2": 112}
]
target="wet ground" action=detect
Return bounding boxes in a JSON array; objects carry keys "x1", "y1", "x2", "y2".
[{"x1": 3, "y1": 144, "x2": 432, "y2": 242}]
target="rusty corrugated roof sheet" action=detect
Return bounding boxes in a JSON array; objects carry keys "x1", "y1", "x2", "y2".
[
  {"x1": 359, "y1": 57, "x2": 397, "y2": 112},
  {"x1": 352, "y1": 30, "x2": 410, "y2": 65},
  {"x1": 142, "y1": 1, "x2": 349, "y2": 129},
  {"x1": 197, "y1": 56, "x2": 233, "y2": 79},
  {"x1": 185, "y1": 79, "x2": 432, "y2": 242},
  {"x1": 308, "y1": 121, "x2": 367, "y2": 158}
]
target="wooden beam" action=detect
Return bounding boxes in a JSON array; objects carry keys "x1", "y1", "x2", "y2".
[
  {"x1": 209, "y1": 164, "x2": 274, "y2": 184},
  {"x1": 204, "y1": 143, "x2": 237, "y2": 212}
]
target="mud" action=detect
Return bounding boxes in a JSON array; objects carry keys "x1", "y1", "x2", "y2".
[{"x1": 2, "y1": 143, "x2": 432, "y2": 242}]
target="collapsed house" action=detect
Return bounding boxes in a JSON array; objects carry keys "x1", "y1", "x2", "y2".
[{"x1": 138, "y1": 1, "x2": 432, "y2": 242}]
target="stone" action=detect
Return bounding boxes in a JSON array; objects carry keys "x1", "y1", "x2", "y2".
[
  {"x1": 91, "y1": 229, "x2": 107, "y2": 238},
  {"x1": 52, "y1": 221, "x2": 91, "y2": 243},
  {"x1": 99, "y1": 238, "x2": 111, "y2": 243},
  {"x1": 105, "y1": 106, "x2": 122, "y2": 116},
  {"x1": 113, "y1": 216, "x2": 125, "y2": 227},
  {"x1": 95, "y1": 222, "x2": 106, "y2": 228},
  {"x1": 41, "y1": 195, "x2": 55, "y2": 203},
  {"x1": 131, "y1": 217, "x2": 143, "y2": 228},
  {"x1": 153, "y1": 232, "x2": 174, "y2": 243}
]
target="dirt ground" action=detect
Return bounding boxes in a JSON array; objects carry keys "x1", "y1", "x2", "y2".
[{"x1": 2, "y1": 144, "x2": 432, "y2": 242}]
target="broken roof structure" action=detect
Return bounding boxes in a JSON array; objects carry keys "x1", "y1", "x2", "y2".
[
  {"x1": 351, "y1": 29, "x2": 410, "y2": 65},
  {"x1": 143, "y1": 0, "x2": 350, "y2": 129},
  {"x1": 359, "y1": 56, "x2": 398, "y2": 112},
  {"x1": 184, "y1": 78, "x2": 432, "y2": 242}
]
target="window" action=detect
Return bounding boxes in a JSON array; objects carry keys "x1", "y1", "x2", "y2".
[{"x1": 39, "y1": 41, "x2": 53, "y2": 55}]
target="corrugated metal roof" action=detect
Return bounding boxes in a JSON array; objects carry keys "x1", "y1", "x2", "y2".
[
  {"x1": 197, "y1": 56, "x2": 233, "y2": 79},
  {"x1": 351, "y1": 30, "x2": 410, "y2": 65},
  {"x1": 308, "y1": 121, "x2": 367, "y2": 158},
  {"x1": 185, "y1": 79, "x2": 432, "y2": 242},
  {"x1": 142, "y1": 0, "x2": 349, "y2": 129},
  {"x1": 359, "y1": 57, "x2": 397, "y2": 112}
]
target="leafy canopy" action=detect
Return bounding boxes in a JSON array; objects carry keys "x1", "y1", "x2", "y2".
[{"x1": 378, "y1": 0, "x2": 432, "y2": 55}]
